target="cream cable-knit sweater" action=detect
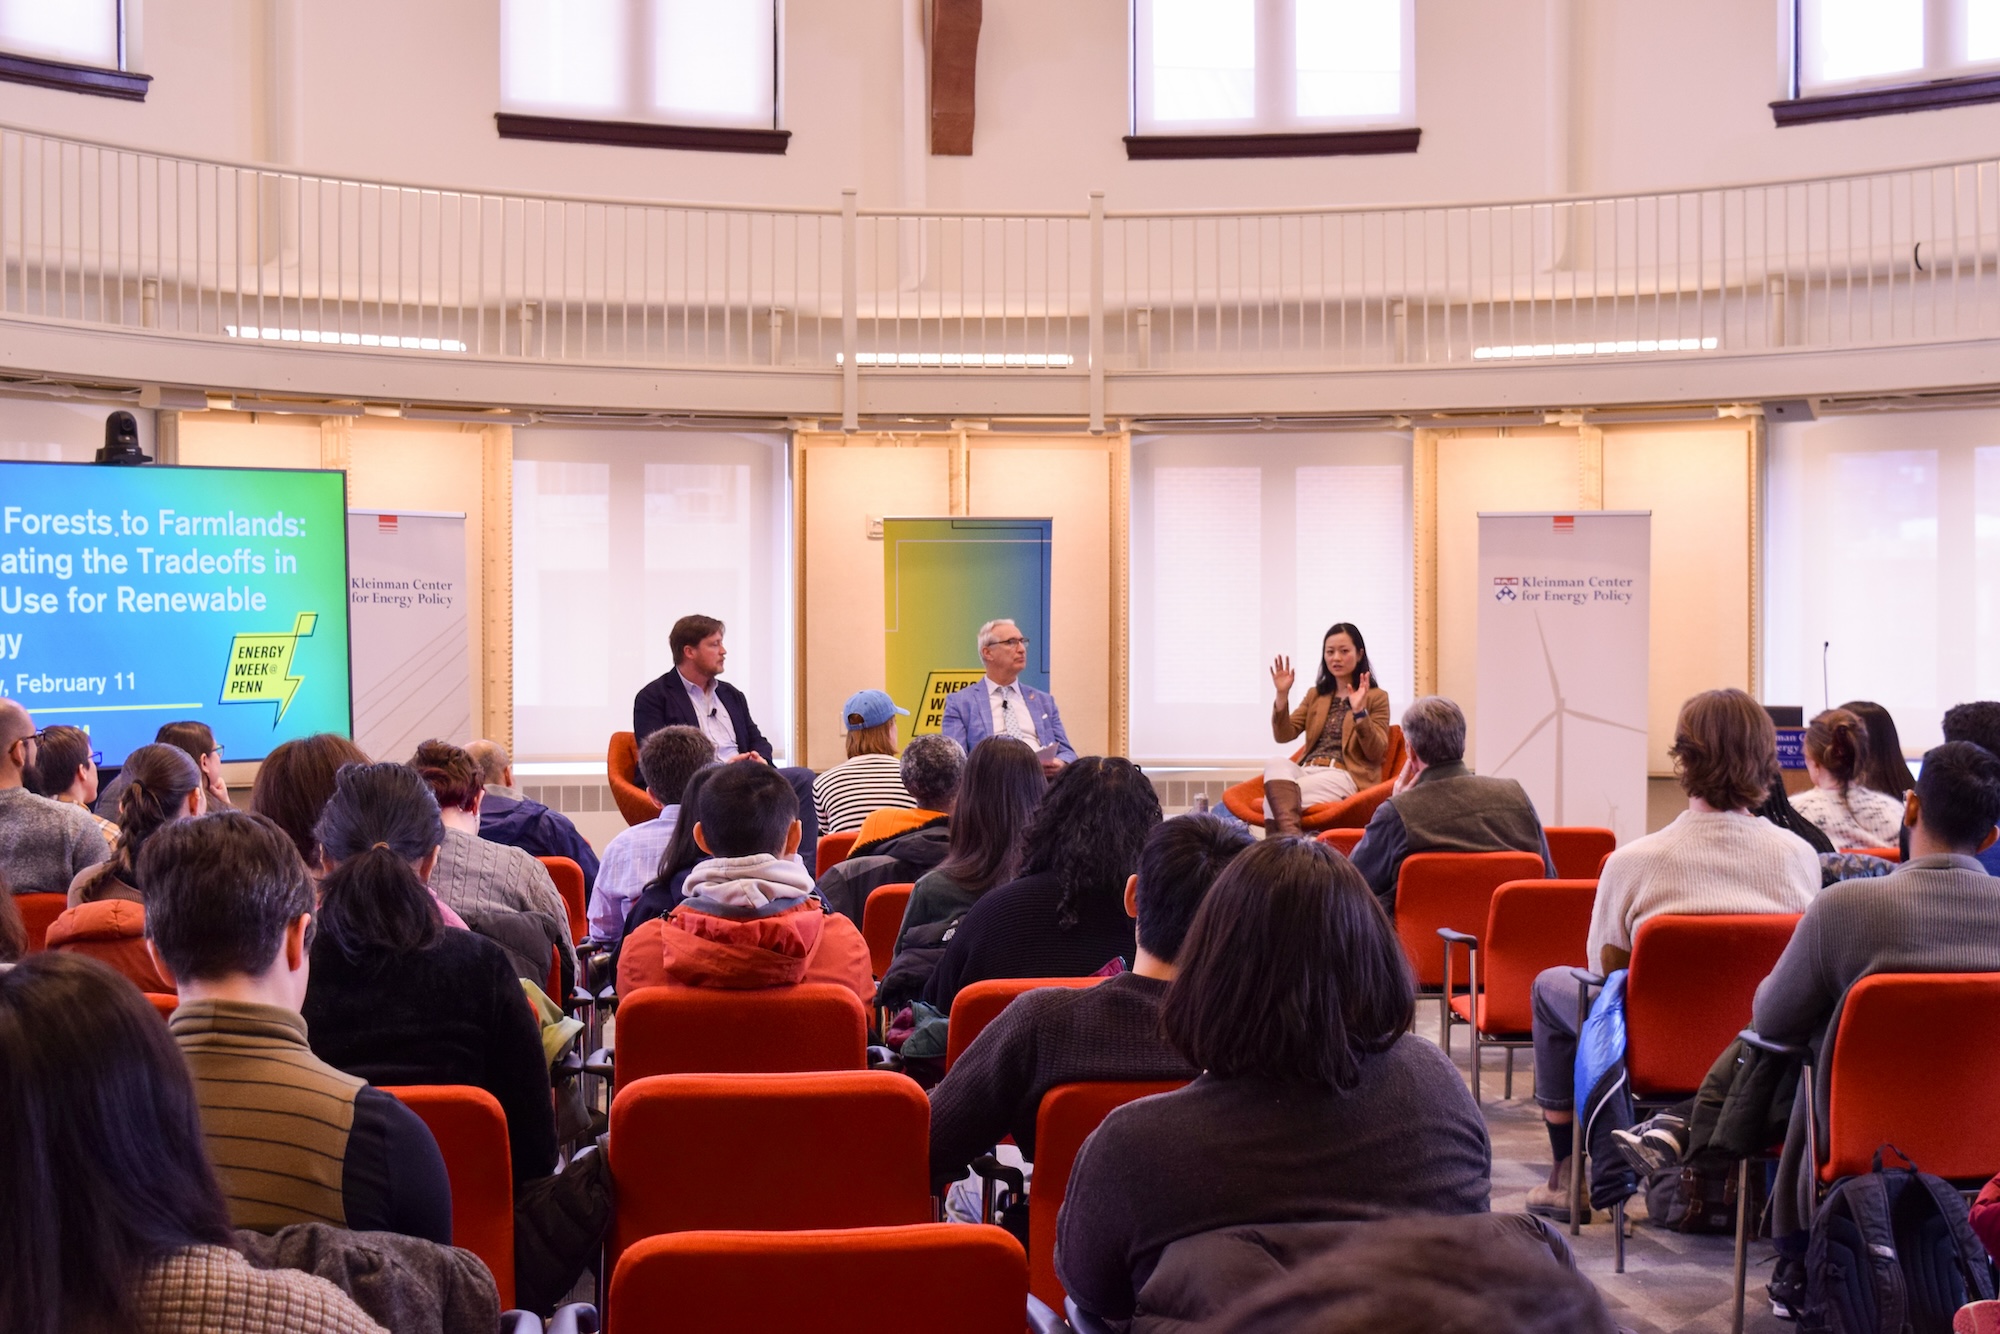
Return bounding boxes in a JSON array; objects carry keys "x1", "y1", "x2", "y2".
[
  {"x1": 1586, "y1": 808, "x2": 1822, "y2": 964},
  {"x1": 1790, "y1": 784, "x2": 1906, "y2": 850}
]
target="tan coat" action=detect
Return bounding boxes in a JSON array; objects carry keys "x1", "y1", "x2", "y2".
[{"x1": 1272, "y1": 686, "x2": 1393, "y2": 788}]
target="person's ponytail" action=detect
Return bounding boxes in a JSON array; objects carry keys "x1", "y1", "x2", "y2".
[
  {"x1": 111, "y1": 744, "x2": 202, "y2": 888},
  {"x1": 1806, "y1": 708, "x2": 1870, "y2": 793},
  {"x1": 312, "y1": 763, "x2": 444, "y2": 960}
]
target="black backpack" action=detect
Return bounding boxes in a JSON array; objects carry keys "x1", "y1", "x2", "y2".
[{"x1": 1802, "y1": 1146, "x2": 1996, "y2": 1333}]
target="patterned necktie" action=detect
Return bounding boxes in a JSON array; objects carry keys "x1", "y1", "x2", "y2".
[{"x1": 1000, "y1": 691, "x2": 1034, "y2": 743}]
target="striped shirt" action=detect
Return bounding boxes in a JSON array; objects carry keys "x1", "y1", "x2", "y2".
[
  {"x1": 812, "y1": 753, "x2": 914, "y2": 835},
  {"x1": 430, "y1": 826, "x2": 578, "y2": 980}
]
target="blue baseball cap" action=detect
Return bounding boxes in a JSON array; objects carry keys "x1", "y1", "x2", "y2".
[{"x1": 843, "y1": 689, "x2": 910, "y2": 731}]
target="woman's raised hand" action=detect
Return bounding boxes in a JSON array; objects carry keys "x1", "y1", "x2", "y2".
[
  {"x1": 1345, "y1": 670, "x2": 1372, "y2": 714},
  {"x1": 1270, "y1": 654, "x2": 1295, "y2": 697}
]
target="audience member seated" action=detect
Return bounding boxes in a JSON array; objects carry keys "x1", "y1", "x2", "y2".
[
  {"x1": 1349, "y1": 695, "x2": 1554, "y2": 912},
  {"x1": 0, "y1": 874, "x2": 24, "y2": 970},
  {"x1": 466, "y1": 737, "x2": 601, "y2": 891},
  {"x1": 299, "y1": 762, "x2": 558, "y2": 1195},
  {"x1": 616, "y1": 762, "x2": 724, "y2": 944},
  {"x1": 922, "y1": 756, "x2": 1162, "y2": 1012},
  {"x1": 409, "y1": 739, "x2": 576, "y2": 988},
  {"x1": 616, "y1": 759, "x2": 873, "y2": 1005},
  {"x1": 47, "y1": 743, "x2": 205, "y2": 994},
  {"x1": 0, "y1": 700, "x2": 112, "y2": 895},
  {"x1": 1750, "y1": 739, "x2": 2000, "y2": 1309},
  {"x1": 1525, "y1": 687, "x2": 1821, "y2": 1223},
  {"x1": 1196, "y1": 1216, "x2": 1615, "y2": 1334},
  {"x1": 1942, "y1": 701, "x2": 2000, "y2": 875},
  {"x1": 1055, "y1": 837, "x2": 1491, "y2": 1324},
  {"x1": 99, "y1": 720, "x2": 234, "y2": 815},
  {"x1": 1841, "y1": 699, "x2": 1917, "y2": 800},
  {"x1": 816, "y1": 733, "x2": 967, "y2": 925},
  {"x1": 811, "y1": 689, "x2": 916, "y2": 834},
  {"x1": 27, "y1": 723, "x2": 119, "y2": 848},
  {"x1": 588, "y1": 726, "x2": 715, "y2": 943},
  {"x1": 1791, "y1": 708, "x2": 1905, "y2": 848},
  {"x1": 143, "y1": 810, "x2": 453, "y2": 1244},
  {"x1": 927, "y1": 813, "x2": 1251, "y2": 1197},
  {"x1": 0, "y1": 953, "x2": 388, "y2": 1334},
  {"x1": 1756, "y1": 772, "x2": 1835, "y2": 856}
]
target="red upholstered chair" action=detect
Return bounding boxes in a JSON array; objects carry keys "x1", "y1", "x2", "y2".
[
  {"x1": 944, "y1": 977, "x2": 1105, "y2": 1071},
  {"x1": 1028, "y1": 1081, "x2": 1187, "y2": 1309},
  {"x1": 383, "y1": 1085, "x2": 516, "y2": 1308},
  {"x1": 863, "y1": 883, "x2": 914, "y2": 980},
  {"x1": 1393, "y1": 851, "x2": 1547, "y2": 991},
  {"x1": 1221, "y1": 726, "x2": 1408, "y2": 832},
  {"x1": 817, "y1": 831, "x2": 859, "y2": 872},
  {"x1": 1840, "y1": 846, "x2": 1901, "y2": 862},
  {"x1": 609, "y1": 1225, "x2": 1029, "y2": 1334},
  {"x1": 143, "y1": 992, "x2": 179, "y2": 1020},
  {"x1": 611, "y1": 984, "x2": 867, "y2": 1092},
  {"x1": 1569, "y1": 912, "x2": 1800, "y2": 1266},
  {"x1": 18, "y1": 892, "x2": 65, "y2": 952},
  {"x1": 1316, "y1": 828, "x2": 1365, "y2": 857},
  {"x1": 1544, "y1": 827, "x2": 1616, "y2": 881},
  {"x1": 535, "y1": 856, "x2": 588, "y2": 945},
  {"x1": 607, "y1": 731, "x2": 662, "y2": 827},
  {"x1": 607, "y1": 1072, "x2": 933, "y2": 1270},
  {"x1": 1437, "y1": 879, "x2": 1597, "y2": 1102}
]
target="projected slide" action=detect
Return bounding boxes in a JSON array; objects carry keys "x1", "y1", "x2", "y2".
[{"x1": 0, "y1": 461, "x2": 351, "y2": 764}]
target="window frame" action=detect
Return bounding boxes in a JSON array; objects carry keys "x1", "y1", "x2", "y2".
[
  {"x1": 1775, "y1": 0, "x2": 2000, "y2": 125},
  {"x1": 495, "y1": 0, "x2": 787, "y2": 154},
  {"x1": 1125, "y1": 0, "x2": 1419, "y2": 160},
  {"x1": 0, "y1": 0, "x2": 148, "y2": 101}
]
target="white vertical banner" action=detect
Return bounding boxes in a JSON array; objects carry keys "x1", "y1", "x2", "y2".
[
  {"x1": 1477, "y1": 511, "x2": 1651, "y2": 846},
  {"x1": 346, "y1": 510, "x2": 470, "y2": 760}
]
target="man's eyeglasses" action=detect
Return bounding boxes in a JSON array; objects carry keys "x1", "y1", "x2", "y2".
[
  {"x1": 88, "y1": 749, "x2": 103, "y2": 766},
  {"x1": 987, "y1": 636, "x2": 1030, "y2": 650}
]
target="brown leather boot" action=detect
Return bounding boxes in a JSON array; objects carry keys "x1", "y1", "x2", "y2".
[{"x1": 1264, "y1": 779, "x2": 1306, "y2": 838}]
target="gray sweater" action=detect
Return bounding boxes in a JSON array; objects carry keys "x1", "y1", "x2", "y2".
[
  {"x1": 0, "y1": 785, "x2": 110, "y2": 895},
  {"x1": 1055, "y1": 1035, "x2": 1491, "y2": 1321}
]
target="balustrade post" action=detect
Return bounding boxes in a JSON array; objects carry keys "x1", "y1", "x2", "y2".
[
  {"x1": 1089, "y1": 190, "x2": 1105, "y2": 434},
  {"x1": 842, "y1": 188, "x2": 859, "y2": 432}
]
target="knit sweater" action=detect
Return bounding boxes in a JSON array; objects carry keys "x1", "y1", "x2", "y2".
[
  {"x1": 920, "y1": 870, "x2": 1137, "y2": 1011},
  {"x1": 927, "y1": 972, "x2": 1194, "y2": 1187},
  {"x1": 0, "y1": 785, "x2": 111, "y2": 894},
  {"x1": 1790, "y1": 784, "x2": 1906, "y2": 850},
  {"x1": 1055, "y1": 1038, "x2": 1492, "y2": 1321},
  {"x1": 1586, "y1": 808, "x2": 1821, "y2": 965},
  {"x1": 171, "y1": 1000, "x2": 452, "y2": 1244},
  {"x1": 137, "y1": 1244, "x2": 387, "y2": 1334}
]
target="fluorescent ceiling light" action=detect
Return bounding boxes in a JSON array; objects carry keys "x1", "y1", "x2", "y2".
[
  {"x1": 1472, "y1": 337, "x2": 1718, "y2": 361},
  {"x1": 836, "y1": 351, "x2": 1076, "y2": 368},
  {"x1": 225, "y1": 326, "x2": 468, "y2": 353}
]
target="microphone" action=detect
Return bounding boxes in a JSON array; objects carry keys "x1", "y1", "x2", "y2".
[{"x1": 1822, "y1": 641, "x2": 1831, "y2": 712}]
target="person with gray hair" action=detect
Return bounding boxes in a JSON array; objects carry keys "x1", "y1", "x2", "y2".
[
  {"x1": 1348, "y1": 696, "x2": 1554, "y2": 912},
  {"x1": 849, "y1": 733, "x2": 965, "y2": 853},
  {"x1": 813, "y1": 733, "x2": 968, "y2": 926},
  {"x1": 463, "y1": 737, "x2": 601, "y2": 892},
  {"x1": 939, "y1": 618, "x2": 1076, "y2": 777},
  {"x1": 0, "y1": 700, "x2": 111, "y2": 895}
]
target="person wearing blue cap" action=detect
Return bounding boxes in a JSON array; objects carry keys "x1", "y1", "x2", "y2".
[{"x1": 811, "y1": 689, "x2": 917, "y2": 836}]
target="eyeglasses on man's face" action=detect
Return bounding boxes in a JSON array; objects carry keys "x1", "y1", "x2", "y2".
[{"x1": 988, "y1": 636, "x2": 1030, "y2": 650}]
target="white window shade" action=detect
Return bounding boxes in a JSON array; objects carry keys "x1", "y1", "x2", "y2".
[
  {"x1": 513, "y1": 430, "x2": 790, "y2": 762},
  {"x1": 652, "y1": 0, "x2": 775, "y2": 127},
  {"x1": 0, "y1": 0, "x2": 119, "y2": 68},
  {"x1": 1764, "y1": 409, "x2": 2000, "y2": 758},
  {"x1": 1795, "y1": 0, "x2": 2000, "y2": 95},
  {"x1": 502, "y1": 0, "x2": 626, "y2": 115},
  {"x1": 1130, "y1": 433, "x2": 1413, "y2": 764},
  {"x1": 501, "y1": 0, "x2": 778, "y2": 129}
]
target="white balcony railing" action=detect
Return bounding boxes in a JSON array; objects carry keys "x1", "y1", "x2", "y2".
[{"x1": 6, "y1": 123, "x2": 2000, "y2": 398}]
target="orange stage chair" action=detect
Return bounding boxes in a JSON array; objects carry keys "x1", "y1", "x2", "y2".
[
  {"x1": 944, "y1": 976, "x2": 1105, "y2": 1071},
  {"x1": 18, "y1": 892, "x2": 65, "y2": 953},
  {"x1": 610, "y1": 984, "x2": 867, "y2": 1092},
  {"x1": 607, "y1": 731, "x2": 662, "y2": 827},
  {"x1": 1394, "y1": 850, "x2": 1547, "y2": 991},
  {"x1": 607, "y1": 1071, "x2": 933, "y2": 1270},
  {"x1": 1220, "y1": 725, "x2": 1407, "y2": 832},
  {"x1": 1728, "y1": 973, "x2": 2000, "y2": 1333},
  {"x1": 1840, "y1": 846, "x2": 1901, "y2": 862},
  {"x1": 609, "y1": 1225, "x2": 1029, "y2": 1334},
  {"x1": 862, "y1": 883, "x2": 914, "y2": 979},
  {"x1": 536, "y1": 856, "x2": 588, "y2": 945},
  {"x1": 144, "y1": 992, "x2": 179, "y2": 1020},
  {"x1": 1437, "y1": 879, "x2": 1597, "y2": 1102},
  {"x1": 1316, "y1": 828, "x2": 1365, "y2": 857},
  {"x1": 817, "y1": 831, "x2": 859, "y2": 872},
  {"x1": 1568, "y1": 912, "x2": 1801, "y2": 1265},
  {"x1": 1544, "y1": 827, "x2": 1616, "y2": 881},
  {"x1": 1028, "y1": 1081, "x2": 1186, "y2": 1309},
  {"x1": 383, "y1": 1084, "x2": 516, "y2": 1308}
]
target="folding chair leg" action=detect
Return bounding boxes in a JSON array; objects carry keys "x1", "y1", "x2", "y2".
[
  {"x1": 1612, "y1": 1196, "x2": 1626, "y2": 1273},
  {"x1": 1730, "y1": 1157, "x2": 1750, "y2": 1334},
  {"x1": 1570, "y1": 1109, "x2": 1583, "y2": 1237},
  {"x1": 1468, "y1": 1026, "x2": 1481, "y2": 1104},
  {"x1": 1504, "y1": 1045, "x2": 1515, "y2": 1099}
]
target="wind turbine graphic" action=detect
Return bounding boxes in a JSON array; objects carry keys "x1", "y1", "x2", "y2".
[{"x1": 1488, "y1": 612, "x2": 1647, "y2": 825}]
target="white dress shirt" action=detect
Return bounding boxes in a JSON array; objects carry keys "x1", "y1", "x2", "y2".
[
  {"x1": 986, "y1": 679, "x2": 1039, "y2": 744},
  {"x1": 680, "y1": 671, "x2": 740, "y2": 760}
]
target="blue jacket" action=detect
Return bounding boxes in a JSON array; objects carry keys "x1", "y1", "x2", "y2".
[
  {"x1": 940, "y1": 678, "x2": 1076, "y2": 762},
  {"x1": 479, "y1": 793, "x2": 602, "y2": 891}
]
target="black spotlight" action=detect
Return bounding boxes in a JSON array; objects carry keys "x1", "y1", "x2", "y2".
[{"x1": 95, "y1": 410, "x2": 151, "y2": 465}]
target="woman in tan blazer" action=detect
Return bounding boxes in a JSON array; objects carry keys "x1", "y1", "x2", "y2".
[{"x1": 1264, "y1": 622, "x2": 1391, "y2": 836}]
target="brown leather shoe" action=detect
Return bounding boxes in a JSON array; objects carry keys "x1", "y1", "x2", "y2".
[
  {"x1": 1265, "y1": 779, "x2": 1306, "y2": 838},
  {"x1": 1526, "y1": 1155, "x2": 1590, "y2": 1225}
]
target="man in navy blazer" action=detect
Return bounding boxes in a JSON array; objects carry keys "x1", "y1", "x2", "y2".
[
  {"x1": 631, "y1": 613, "x2": 821, "y2": 869},
  {"x1": 940, "y1": 618, "x2": 1076, "y2": 776}
]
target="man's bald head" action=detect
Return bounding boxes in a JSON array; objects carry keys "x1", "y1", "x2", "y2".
[
  {"x1": 466, "y1": 738, "x2": 512, "y2": 788},
  {"x1": 0, "y1": 700, "x2": 35, "y2": 787}
]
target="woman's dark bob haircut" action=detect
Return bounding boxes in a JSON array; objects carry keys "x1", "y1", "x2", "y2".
[{"x1": 1162, "y1": 836, "x2": 1413, "y2": 1089}]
